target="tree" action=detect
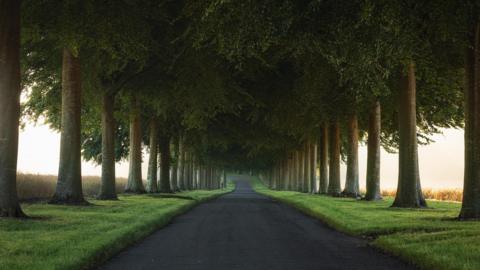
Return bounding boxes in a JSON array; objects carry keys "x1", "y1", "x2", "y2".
[
  {"x1": 460, "y1": 3, "x2": 480, "y2": 219},
  {"x1": 146, "y1": 118, "x2": 158, "y2": 193},
  {"x1": 365, "y1": 101, "x2": 382, "y2": 201},
  {"x1": 125, "y1": 96, "x2": 145, "y2": 193},
  {"x1": 327, "y1": 120, "x2": 341, "y2": 196},
  {"x1": 343, "y1": 112, "x2": 360, "y2": 197},
  {"x1": 0, "y1": 0, "x2": 25, "y2": 217},
  {"x1": 50, "y1": 48, "x2": 86, "y2": 204}
]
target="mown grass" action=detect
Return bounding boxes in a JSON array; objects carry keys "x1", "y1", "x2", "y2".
[
  {"x1": 252, "y1": 179, "x2": 480, "y2": 270},
  {"x1": 0, "y1": 187, "x2": 232, "y2": 270}
]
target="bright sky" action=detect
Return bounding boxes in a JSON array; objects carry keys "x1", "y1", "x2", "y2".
[{"x1": 17, "y1": 123, "x2": 464, "y2": 190}]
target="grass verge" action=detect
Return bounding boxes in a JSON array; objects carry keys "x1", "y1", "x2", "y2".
[
  {"x1": 0, "y1": 186, "x2": 233, "y2": 270},
  {"x1": 252, "y1": 178, "x2": 480, "y2": 270}
]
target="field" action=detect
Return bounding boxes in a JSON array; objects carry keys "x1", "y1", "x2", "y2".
[
  {"x1": 16, "y1": 173, "x2": 128, "y2": 200},
  {"x1": 0, "y1": 183, "x2": 233, "y2": 270},
  {"x1": 253, "y1": 180, "x2": 480, "y2": 270}
]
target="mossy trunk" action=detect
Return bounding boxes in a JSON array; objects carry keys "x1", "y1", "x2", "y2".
[
  {"x1": 328, "y1": 120, "x2": 341, "y2": 196},
  {"x1": 98, "y1": 92, "x2": 117, "y2": 200},
  {"x1": 50, "y1": 48, "x2": 86, "y2": 204},
  {"x1": 159, "y1": 135, "x2": 172, "y2": 193},
  {"x1": 365, "y1": 101, "x2": 382, "y2": 201},
  {"x1": 343, "y1": 113, "x2": 360, "y2": 197},
  {"x1": 392, "y1": 62, "x2": 426, "y2": 208},
  {"x1": 146, "y1": 119, "x2": 158, "y2": 193},
  {"x1": 319, "y1": 124, "x2": 329, "y2": 194},
  {"x1": 460, "y1": 21, "x2": 480, "y2": 219},
  {"x1": 0, "y1": 0, "x2": 25, "y2": 217},
  {"x1": 125, "y1": 96, "x2": 145, "y2": 193}
]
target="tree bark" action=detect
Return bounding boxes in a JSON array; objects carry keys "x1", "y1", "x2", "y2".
[
  {"x1": 159, "y1": 134, "x2": 172, "y2": 193},
  {"x1": 304, "y1": 142, "x2": 310, "y2": 192},
  {"x1": 343, "y1": 113, "x2": 360, "y2": 197},
  {"x1": 98, "y1": 92, "x2": 117, "y2": 200},
  {"x1": 125, "y1": 96, "x2": 145, "y2": 193},
  {"x1": 177, "y1": 138, "x2": 185, "y2": 190},
  {"x1": 319, "y1": 124, "x2": 329, "y2": 194},
  {"x1": 460, "y1": 20, "x2": 480, "y2": 219},
  {"x1": 295, "y1": 150, "x2": 301, "y2": 191},
  {"x1": 392, "y1": 62, "x2": 426, "y2": 208},
  {"x1": 50, "y1": 48, "x2": 86, "y2": 204},
  {"x1": 183, "y1": 150, "x2": 190, "y2": 190},
  {"x1": 310, "y1": 140, "x2": 317, "y2": 194},
  {"x1": 0, "y1": 0, "x2": 25, "y2": 217},
  {"x1": 171, "y1": 136, "x2": 179, "y2": 191},
  {"x1": 146, "y1": 119, "x2": 158, "y2": 193},
  {"x1": 365, "y1": 101, "x2": 382, "y2": 201},
  {"x1": 328, "y1": 120, "x2": 341, "y2": 196}
]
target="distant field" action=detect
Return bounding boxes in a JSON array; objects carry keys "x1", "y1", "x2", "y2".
[
  {"x1": 381, "y1": 188, "x2": 463, "y2": 202},
  {"x1": 253, "y1": 179, "x2": 479, "y2": 270},
  {"x1": 16, "y1": 173, "x2": 128, "y2": 200}
]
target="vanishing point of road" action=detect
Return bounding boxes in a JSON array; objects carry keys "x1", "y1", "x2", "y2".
[{"x1": 99, "y1": 175, "x2": 412, "y2": 270}]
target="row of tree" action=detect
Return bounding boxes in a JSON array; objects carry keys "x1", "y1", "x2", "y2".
[{"x1": 1, "y1": 0, "x2": 480, "y2": 221}]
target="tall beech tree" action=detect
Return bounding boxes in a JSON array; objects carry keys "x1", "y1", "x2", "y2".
[
  {"x1": 125, "y1": 96, "x2": 145, "y2": 193},
  {"x1": 460, "y1": 5, "x2": 480, "y2": 219},
  {"x1": 343, "y1": 112, "x2": 360, "y2": 197},
  {"x1": 159, "y1": 133, "x2": 173, "y2": 193},
  {"x1": 365, "y1": 101, "x2": 382, "y2": 201},
  {"x1": 318, "y1": 125, "x2": 329, "y2": 194},
  {"x1": 50, "y1": 48, "x2": 86, "y2": 204},
  {"x1": 327, "y1": 120, "x2": 341, "y2": 196},
  {"x1": 146, "y1": 119, "x2": 158, "y2": 193},
  {"x1": 0, "y1": 0, "x2": 25, "y2": 217},
  {"x1": 98, "y1": 91, "x2": 117, "y2": 199},
  {"x1": 392, "y1": 63, "x2": 426, "y2": 208}
]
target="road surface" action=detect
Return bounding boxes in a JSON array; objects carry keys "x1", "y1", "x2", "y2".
[{"x1": 98, "y1": 176, "x2": 412, "y2": 270}]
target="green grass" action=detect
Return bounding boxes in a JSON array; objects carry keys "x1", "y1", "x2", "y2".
[
  {"x1": 0, "y1": 187, "x2": 232, "y2": 270},
  {"x1": 252, "y1": 179, "x2": 480, "y2": 270}
]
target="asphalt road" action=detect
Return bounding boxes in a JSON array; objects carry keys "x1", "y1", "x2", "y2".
[{"x1": 98, "y1": 175, "x2": 412, "y2": 270}]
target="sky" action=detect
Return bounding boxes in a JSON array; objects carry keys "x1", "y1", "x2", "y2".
[{"x1": 17, "y1": 123, "x2": 464, "y2": 190}]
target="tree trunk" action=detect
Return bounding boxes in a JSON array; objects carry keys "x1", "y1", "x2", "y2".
[
  {"x1": 0, "y1": 0, "x2": 25, "y2": 217},
  {"x1": 171, "y1": 136, "x2": 179, "y2": 192},
  {"x1": 365, "y1": 101, "x2": 382, "y2": 201},
  {"x1": 392, "y1": 62, "x2": 426, "y2": 208},
  {"x1": 146, "y1": 119, "x2": 158, "y2": 193},
  {"x1": 303, "y1": 142, "x2": 310, "y2": 193},
  {"x1": 328, "y1": 120, "x2": 341, "y2": 196},
  {"x1": 223, "y1": 170, "x2": 227, "y2": 189},
  {"x1": 295, "y1": 150, "x2": 301, "y2": 191},
  {"x1": 310, "y1": 140, "x2": 317, "y2": 194},
  {"x1": 183, "y1": 151, "x2": 189, "y2": 190},
  {"x1": 98, "y1": 92, "x2": 117, "y2": 200},
  {"x1": 50, "y1": 48, "x2": 86, "y2": 204},
  {"x1": 159, "y1": 134, "x2": 172, "y2": 193},
  {"x1": 319, "y1": 124, "x2": 329, "y2": 194},
  {"x1": 177, "y1": 138, "x2": 185, "y2": 190},
  {"x1": 343, "y1": 113, "x2": 360, "y2": 197},
  {"x1": 125, "y1": 96, "x2": 145, "y2": 193},
  {"x1": 460, "y1": 21, "x2": 480, "y2": 219}
]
